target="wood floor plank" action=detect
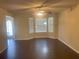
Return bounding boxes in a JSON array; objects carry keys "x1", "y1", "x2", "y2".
[{"x1": 0, "y1": 38, "x2": 79, "y2": 59}]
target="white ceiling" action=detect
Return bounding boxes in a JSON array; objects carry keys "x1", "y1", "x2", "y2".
[{"x1": 0, "y1": 0, "x2": 78, "y2": 14}]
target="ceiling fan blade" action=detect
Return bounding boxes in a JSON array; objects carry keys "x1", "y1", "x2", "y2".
[
  {"x1": 17, "y1": 5, "x2": 71, "y2": 11},
  {"x1": 16, "y1": 6, "x2": 42, "y2": 11},
  {"x1": 15, "y1": 0, "x2": 73, "y2": 11}
]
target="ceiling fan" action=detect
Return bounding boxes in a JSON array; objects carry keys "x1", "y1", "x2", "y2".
[
  {"x1": 18, "y1": 0, "x2": 65, "y2": 11},
  {"x1": 15, "y1": 0, "x2": 77, "y2": 16}
]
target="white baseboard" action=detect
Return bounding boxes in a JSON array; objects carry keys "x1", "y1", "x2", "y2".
[
  {"x1": 49, "y1": 36, "x2": 58, "y2": 39},
  {"x1": 15, "y1": 37, "x2": 34, "y2": 40},
  {"x1": 58, "y1": 39, "x2": 79, "y2": 54},
  {"x1": 0, "y1": 48, "x2": 6, "y2": 53},
  {"x1": 15, "y1": 37, "x2": 57, "y2": 40}
]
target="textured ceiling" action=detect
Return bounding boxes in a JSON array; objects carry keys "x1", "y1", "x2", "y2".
[{"x1": 0, "y1": 0, "x2": 79, "y2": 14}]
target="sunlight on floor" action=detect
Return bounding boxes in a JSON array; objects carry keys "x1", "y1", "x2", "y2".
[{"x1": 7, "y1": 39, "x2": 16, "y2": 59}]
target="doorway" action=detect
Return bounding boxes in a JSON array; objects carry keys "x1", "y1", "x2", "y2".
[{"x1": 5, "y1": 16, "x2": 15, "y2": 39}]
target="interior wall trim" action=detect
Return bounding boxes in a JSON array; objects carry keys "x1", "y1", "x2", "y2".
[
  {"x1": 0, "y1": 48, "x2": 6, "y2": 54},
  {"x1": 15, "y1": 37, "x2": 57, "y2": 40},
  {"x1": 58, "y1": 38, "x2": 79, "y2": 54},
  {"x1": 49, "y1": 36, "x2": 58, "y2": 39}
]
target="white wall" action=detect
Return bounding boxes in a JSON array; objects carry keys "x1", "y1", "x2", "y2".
[
  {"x1": 13, "y1": 15, "x2": 29, "y2": 40},
  {"x1": 0, "y1": 8, "x2": 11, "y2": 53},
  {"x1": 58, "y1": 4, "x2": 79, "y2": 53}
]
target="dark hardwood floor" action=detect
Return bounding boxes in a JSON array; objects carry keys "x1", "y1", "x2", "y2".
[{"x1": 0, "y1": 38, "x2": 79, "y2": 59}]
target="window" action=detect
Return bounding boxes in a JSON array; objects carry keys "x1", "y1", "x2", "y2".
[
  {"x1": 29, "y1": 18, "x2": 34, "y2": 33},
  {"x1": 48, "y1": 17, "x2": 54, "y2": 32},
  {"x1": 35, "y1": 18, "x2": 47, "y2": 32},
  {"x1": 29, "y1": 16, "x2": 54, "y2": 33}
]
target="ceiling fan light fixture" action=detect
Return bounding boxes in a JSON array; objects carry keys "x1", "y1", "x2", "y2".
[
  {"x1": 37, "y1": 12, "x2": 43, "y2": 16},
  {"x1": 36, "y1": 11, "x2": 45, "y2": 16}
]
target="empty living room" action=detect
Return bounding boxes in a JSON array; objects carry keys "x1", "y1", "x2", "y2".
[{"x1": 0, "y1": 0, "x2": 79, "y2": 59}]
